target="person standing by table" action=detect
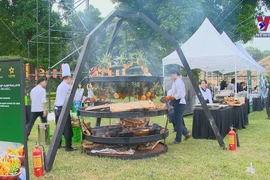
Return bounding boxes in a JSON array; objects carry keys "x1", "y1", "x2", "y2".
[
  {"x1": 73, "y1": 83, "x2": 84, "y2": 110},
  {"x1": 54, "y1": 64, "x2": 76, "y2": 151},
  {"x1": 220, "y1": 78, "x2": 228, "y2": 90},
  {"x1": 86, "y1": 83, "x2": 94, "y2": 106},
  {"x1": 162, "y1": 68, "x2": 191, "y2": 145},
  {"x1": 197, "y1": 80, "x2": 213, "y2": 104},
  {"x1": 266, "y1": 82, "x2": 270, "y2": 119},
  {"x1": 26, "y1": 78, "x2": 47, "y2": 138},
  {"x1": 227, "y1": 78, "x2": 235, "y2": 91},
  {"x1": 240, "y1": 82, "x2": 247, "y2": 91}
]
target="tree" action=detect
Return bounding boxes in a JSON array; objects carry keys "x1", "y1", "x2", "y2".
[
  {"x1": 110, "y1": 0, "x2": 261, "y2": 76},
  {"x1": 0, "y1": 1, "x2": 103, "y2": 68},
  {"x1": 245, "y1": 46, "x2": 264, "y2": 61},
  {"x1": 263, "y1": 50, "x2": 270, "y2": 58}
]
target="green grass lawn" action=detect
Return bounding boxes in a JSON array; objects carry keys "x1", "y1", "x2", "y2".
[{"x1": 27, "y1": 110, "x2": 270, "y2": 180}]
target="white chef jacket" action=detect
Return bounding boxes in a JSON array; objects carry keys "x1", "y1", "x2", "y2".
[
  {"x1": 170, "y1": 77, "x2": 186, "y2": 104},
  {"x1": 55, "y1": 81, "x2": 70, "y2": 106},
  {"x1": 30, "y1": 85, "x2": 46, "y2": 112},
  {"x1": 200, "y1": 88, "x2": 213, "y2": 103},
  {"x1": 74, "y1": 88, "x2": 84, "y2": 102}
]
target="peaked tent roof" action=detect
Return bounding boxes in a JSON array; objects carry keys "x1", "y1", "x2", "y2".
[
  {"x1": 220, "y1": 32, "x2": 265, "y2": 73},
  {"x1": 162, "y1": 18, "x2": 256, "y2": 73},
  {"x1": 235, "y1": 41, "x2": 266, "y2": 72}
]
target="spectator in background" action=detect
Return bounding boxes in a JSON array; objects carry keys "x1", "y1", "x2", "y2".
[
  {"x1": 73, "y1": 83, "x2": 84, "y2": 110},
  {"x1": 86, "y1": 83, "x2": 94, "y2": 106},
  {"x1": 227, "y1": 78, "x2": 235, "y2": 91},
  {"x1": 26, "y1": 78, "x2": 47, "y2": 138},
  {"x1": 220, "y1": 78, "x2": 228, "y2": 90},
  {"x1": 240, "y1": 82, "x2": 247, "y2": 91}
]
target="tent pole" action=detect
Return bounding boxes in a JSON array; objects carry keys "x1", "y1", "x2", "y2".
[
  {"x1": 246, "y1": 70, "x2": 249, "y2": 99},
  {"x1": 163, "y1": 65, "x2": 165, "y2": 94},
  {"x1": 235, "y1": 65, "x2": 237, "y2": 99},
  {"x1": 211, "y1": 71, "x2": 214, "y2": 96}
]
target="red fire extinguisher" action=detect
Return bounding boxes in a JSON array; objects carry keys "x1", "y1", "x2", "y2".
[
  {"x1": 228, "y1": 127, "x2": 236, "y2": 151},
  {"x1": 32, "y1": 145, "x2": 44, "y2": 177}
]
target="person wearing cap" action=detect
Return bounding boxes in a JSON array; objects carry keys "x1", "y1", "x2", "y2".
[
  {"x1": 162, "y1": 68, "x2": 191, "y2": 145},
  {"x1": 26, "y1": 77, "x2": 47, "y2": 138},
  {"x1": 54, "y1": 64, "x2": 76, "y2": 151}
]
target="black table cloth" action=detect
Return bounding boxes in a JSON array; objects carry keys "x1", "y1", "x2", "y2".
[
  {"x1": 192, "y1": 107, "x2": 234, "y2": 139},
  {"x1": 252, "y1": 96, "x2": 263, "y2": 111},
  {"x1": 233, "y1": 104, "x2": 248, "y2": 129},
  {"x1": 25, "y1": 105, "x2": 31, "y2": 124}
]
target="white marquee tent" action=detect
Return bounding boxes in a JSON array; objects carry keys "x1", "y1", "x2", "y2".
[{"x1": 162, "y1": 18, "x2": 262, "y2": 76}]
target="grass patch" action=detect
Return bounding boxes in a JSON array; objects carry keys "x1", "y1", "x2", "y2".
[{"x1": 27, "y1": 110, "x2": 270, "y2": 179}]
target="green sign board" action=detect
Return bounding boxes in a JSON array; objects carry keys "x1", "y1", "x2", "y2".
[
  {"x1": 247, "y1": 70, "x2": 252, "y2": 93},
  {"x1": 0, "y1": 58, "x2": 28, "y2": 179}
]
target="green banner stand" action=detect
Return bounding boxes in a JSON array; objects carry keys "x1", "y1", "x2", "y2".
[{"x1": 0, "y1": 58, "x2": 29, "y2": 180}]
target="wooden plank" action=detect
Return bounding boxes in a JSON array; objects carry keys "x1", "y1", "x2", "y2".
[
  {"x1": 85, "y1": 104, "x2": 110, "y2": 111},
  {"x1": 110, "y1": 101, "x2": 155, "y2": 113}
]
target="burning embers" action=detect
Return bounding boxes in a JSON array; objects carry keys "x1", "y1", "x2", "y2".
[{"x1": 81, "y1": 118, "x2": 165, "y2": 138}]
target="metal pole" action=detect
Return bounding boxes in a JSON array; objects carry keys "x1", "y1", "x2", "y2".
[
  {"x1": 27, "y1": 40, "x2": 30, "y2": 65},
  {"x1": 48, "y1": 0, "x2": 51, "y2": 112},
  {"x1": 235, "y1": 65, "x2": 237, "y2": 98},
  {"x1": 50, "y1": 46, "x2": 83, "y2": 69}
]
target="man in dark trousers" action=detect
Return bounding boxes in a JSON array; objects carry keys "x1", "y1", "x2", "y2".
[
  {"x1": 162, "y1": 68, "x2": 191, "y2": 144},
  {"x1": 54, "y1": 63, "x2": 76, "y2": 151},
  {"x1": 26, "y1": 78, "x2": 47, "y2": 138}
]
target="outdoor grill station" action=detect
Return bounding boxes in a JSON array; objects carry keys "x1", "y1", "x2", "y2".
[
  {"x1": 77, "y1": 76, "x2": 171, "y2": 159},
  {"x1": 46, "y1": 10, "x2": 221, "y2": 171}
]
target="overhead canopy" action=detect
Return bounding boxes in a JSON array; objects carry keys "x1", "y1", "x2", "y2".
[
  {"x1": 235, "y1": 41, "x2": 266, "y2": 73},
  {"x1": 220, "y1": 32, "x2": 265, "y2": 73},
  {"x1": 162, "y1": 18, "x2": 259, "y2": 74}
]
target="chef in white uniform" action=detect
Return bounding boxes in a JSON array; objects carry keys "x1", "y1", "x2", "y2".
[
  {"x1": 54, "y1": 64, "x2": 76, "y2": 151},
  {"x1": 26, "y1": 77, "x2": 47, "y2": 138},
  {"x1": 198, "y1": 80, "x2": 213, "y2": 104}
]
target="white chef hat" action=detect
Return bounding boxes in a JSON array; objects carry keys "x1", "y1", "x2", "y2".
[{"x1": 62, "y1": 63, "x2": 71, "y2": 77}]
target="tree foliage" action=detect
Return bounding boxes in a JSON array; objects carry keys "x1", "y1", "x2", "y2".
[
  {"x1": 246, "y1": 46, "x2": 264, "y2": 61},
  {"x1": 263, "y1": 50, "x2": 270, "y2": 58},
  {"x1": 245, "y1": 47, "x2": 270, "y2": 61},
  {"x1": 0, "y1": 0, "x2": 102, "y2": 69}
]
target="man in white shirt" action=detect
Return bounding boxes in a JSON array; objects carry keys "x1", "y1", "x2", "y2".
[
  {"x1": 164, "y1": 68, "x2": 191, "y2": 144},
  {"x1": 54, "y1": 64, "x2": 76, "y2": 151},
  {"x1": 26, "y1": 78, "x2": 47, "y2": 137}
]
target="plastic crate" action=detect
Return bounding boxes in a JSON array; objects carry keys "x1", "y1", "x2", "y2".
[{"x1": 62, "y1": 126, "x2": 81, "y2": 144}]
